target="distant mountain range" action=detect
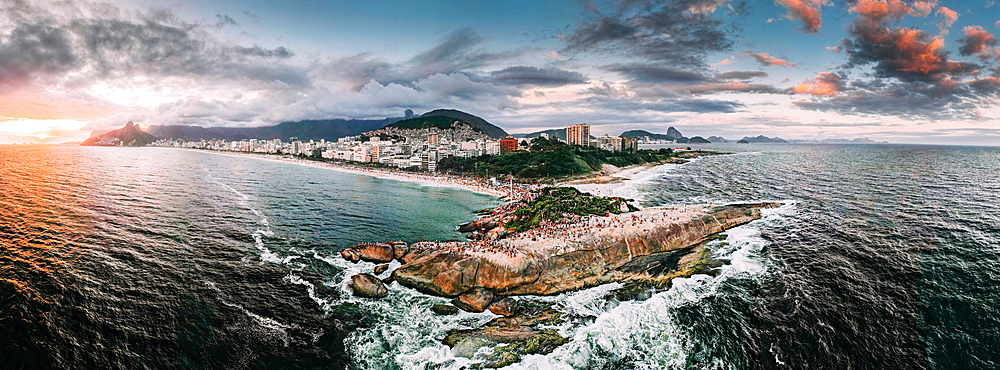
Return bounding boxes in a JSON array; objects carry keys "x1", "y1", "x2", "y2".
[
  {"x1": 788, "y1": 137, "x2": 889, "y2": 144},
  {"x1": 145, "y1": 109, "x2": 508, "y2": 142},
  {"x1": 148, "y1": 118, "x2": 401, "y2": 142},
  {"x1": 81, "y1": 122, "x2": 156, "y2": 147},
  {"x1": 739, "y1": 135, "x2": 789, "y2": 143},
  {"x1": 619, "y1": 128, "x2": 684, "y2": 141}
]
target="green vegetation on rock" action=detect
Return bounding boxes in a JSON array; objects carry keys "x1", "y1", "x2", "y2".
[{"x1": 504, "y1": 187, "x2": 638, "y2": 232}]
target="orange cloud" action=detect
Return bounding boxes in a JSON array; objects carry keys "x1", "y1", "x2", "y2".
[
  {"x1": 794, "y1": 73, "x2": 842, "y2": 96},
  {"x1": 935, "y1": 6, "x2": 958, "y2": 35},
  {"x1": 911, "y1": 1, "x2": 937, "y2": 17},
  {"x1": 710, "y1": 57, "x2": 736, "y2": 67},
  {"x1": 743, "y1": 51, "x2": 797, "y2": 67},
  {"x1": 849, "y1": 0, "x2": 939, "y2": 22},
  {"x1": 775, "y1": 0, "x2": 831, "y2": 33},
  {"x1": 958, "y1": 26, "x2": 999, "y2": 58}
]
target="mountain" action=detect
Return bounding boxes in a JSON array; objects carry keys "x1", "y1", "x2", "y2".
[
  {"x1": 419, "y1": 109, "x2": 508, "y2": 139},
  {"x1": 740, "y1": 135, "x2": 788, "y2": 143},
  {"x1": 689, "y1": 136, "x2": 711, "y2": 144},
  {"x1": 787, "y1": 137, "x2": 890, "y2": 144},
  {"x1": 81, "y1": 122, "x2": 157, "y2": 147},
  {"x1": 516, "y1": 129, "x2": 568, "y2": 141},
  {"x1": 707, "y1": 136, "x2": 729, "y2": 143},
  {"x1": 148, "y1": 118, "x2": 402, "y2": 142},
  {"x1": 620, "y1": 128, "x2": 685, "y2": 141},
  {"x1": 666, "y1": 127, "x2": 684, "y2": 139}
]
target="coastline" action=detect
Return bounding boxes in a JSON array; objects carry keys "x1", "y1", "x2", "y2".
[{"x1": 179, "y1": 149, "x2": 513, "y2": 198}]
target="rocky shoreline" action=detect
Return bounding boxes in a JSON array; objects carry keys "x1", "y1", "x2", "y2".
[{"x1": 340, "y1": 194, "x2": 780, "y2": 367}]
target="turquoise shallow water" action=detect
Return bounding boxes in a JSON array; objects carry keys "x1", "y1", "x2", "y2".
[{"x1": 1, "y1": 144, "x2": 998, "y2": 369}]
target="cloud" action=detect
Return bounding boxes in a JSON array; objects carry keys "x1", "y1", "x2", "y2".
[
  {"x1": 715, "y1": 71, "x2": 768, "y2": 80},
  {"x1": 242, "y1": 11, "x2": 259, "y2": 23},
  {"x1": 793, "y1": 72, "x2": 843, "y2": 96},
  {"x1": 743, "y1": 51, "x2": 796, "y2": 67},
  {"x1": 935, "y1": 6, "x2": 958, "y2": 35},
  {"x1": 406, "y1": 27, "x2": 521, "y2": 80},
  {"x1": 562, "y1": 0, "x2": 733, "y2": 67},
  {"x1": 774, "y1": 0, "x2": 831, "y2": 33},
  {"x1": 792, "y1": 85, "x2": 979, "y2": 120},
  {"x1": 214, "y1": 14, "x2": 237, "y2": 29},
  {"x1": 957, "y1": 26, "x2": 999, "y2": 60},
  {"x1": 487, "y1": 66, "x2": 588, "y2": 87},
  {"x1": 848, "y1": 0, "x2": 928, "y2": 23},
  {"x1": 710, "y1": 57, "x2": 735, "y2": 67},
  {"x1": 604, "y1": 64, "x2": 708, "y2": 83},
  {"x1": 842, "y1": 7, "x2": 977, "y2": 85},
  {"x1": 0, "y1": 22, "x2": 77, "y2": 91}
]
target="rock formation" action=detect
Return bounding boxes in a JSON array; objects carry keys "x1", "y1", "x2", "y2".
[
  {"x1": 350, "y1": 273, "x2": 388, "y2": 298},
  {"x1": 391, "y1": 203, "x2": 778, "y2": 298}
]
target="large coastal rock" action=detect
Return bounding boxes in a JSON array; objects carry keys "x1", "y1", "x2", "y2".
[
  {"x1": 393, "y1": 203, "x2": 778, "y2": 297},
  {"x1": 342, "y1": 243, "x2": 395, "y2": 264}
]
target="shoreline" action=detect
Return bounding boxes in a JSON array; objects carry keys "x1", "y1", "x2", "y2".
[{"x1": 178, "y1": 149, "x2": 518, "y2": 198}]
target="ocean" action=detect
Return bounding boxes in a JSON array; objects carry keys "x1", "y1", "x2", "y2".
[{"x1": 1, "y1": 144, "x2": 997, "y2": 369}]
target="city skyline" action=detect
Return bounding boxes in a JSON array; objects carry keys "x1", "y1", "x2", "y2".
[{"x1": 2, "y1": 0, "x2": 1000, "y2": 145}]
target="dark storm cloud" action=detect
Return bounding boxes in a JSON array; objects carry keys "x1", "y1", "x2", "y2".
[
  {"x1": 0, "y1": 22, "x2": 77, "y2": 88},
  {"x1": 792, "y1": 81, "x2": 985, "y2": 120},
  {"x1": 68, "y1": 18, "x2": 306, "y2": 86},
  {"x1": 487, "y1": 66, "x2": 587, "y2": 87},
  {"x1": 604, "y1": 64, "x2": 709, "y2": 83},
  {"x1": 232, "y1": 45, "x2": 293, "y2": 58},
  {"x1": 562, "y1": 0, "x2": 734, "y2": 67},
  {"x1": 407, "y1": 27, "x2": 523, "y2": 80},
  {"x1": 714, "y1": 70, "x2": 768, "y2": 80}
]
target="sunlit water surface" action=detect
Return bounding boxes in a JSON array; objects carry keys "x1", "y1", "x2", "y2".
[{"x1": 1, "y1": 144, "x2": 997, "y2": 369}]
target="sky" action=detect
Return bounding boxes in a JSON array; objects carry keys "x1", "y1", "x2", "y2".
[{"x1": 1, "y1": 0, "x2": 999, "y2": 145}]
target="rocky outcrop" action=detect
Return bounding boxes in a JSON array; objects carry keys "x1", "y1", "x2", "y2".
[
  {"x1": 451, "y1": 288, "x2": 494, "y2": 313},
  {"x1": 442, "y1": 304, "x2": 568, "y2": 367},
  {"x1": 350, "y1": 274, "x2": 388, "y2": 298},
  {"x1": 488, "y1": 297, "x2": 517, "y2": 317},
  {"x1": 392, "y1": 203, "x2": 779, "y2": 298},
  {"x1": 431, "y1": 304, "x2": 459, "y2": 315},
  {"x1": 341, "y1": 243, "x2": 396, "y2": 264},
  {"x1": 373, "y1": 264, "x2": 389, "y2": 275}
]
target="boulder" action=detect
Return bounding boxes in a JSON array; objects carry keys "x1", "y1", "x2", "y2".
[
  {"x1": 488, "y1": 297, "x2": 518, "y2": 317},
  {"x1": 431, "y1": 304, "x2": 459, "y2": 315},
  {"x1": 347, "y1": 243, "x2": 395, "y2": 263},
  {"x1": 340, "y1": 249, "x2": 360, "y2": 263},
  {"x1": 373, "y1": 264, "x2": 389, "y2": 275},
  {"x1": 350, "y1": 273, "x2": 388, "y2": 299},
  {"x1": 451, "y1": 288, "x2": 494, "y2": 313}
]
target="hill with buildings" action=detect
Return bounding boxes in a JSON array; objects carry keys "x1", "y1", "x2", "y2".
[
  {"x1": 419, "y1": 109, "x2": 508, "y2": 139},
  {"x1": 81, "y1": 122, "x2": 156, "y2": 147}
]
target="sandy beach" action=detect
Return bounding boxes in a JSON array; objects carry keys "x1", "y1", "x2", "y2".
[{"x1": 188, "y1": 149, "x2": 522, "y2": 198}]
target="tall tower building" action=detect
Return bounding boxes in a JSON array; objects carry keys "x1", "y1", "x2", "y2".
[{"x1": 566, "y1": 124, "x2": 590, "y2": 146}]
